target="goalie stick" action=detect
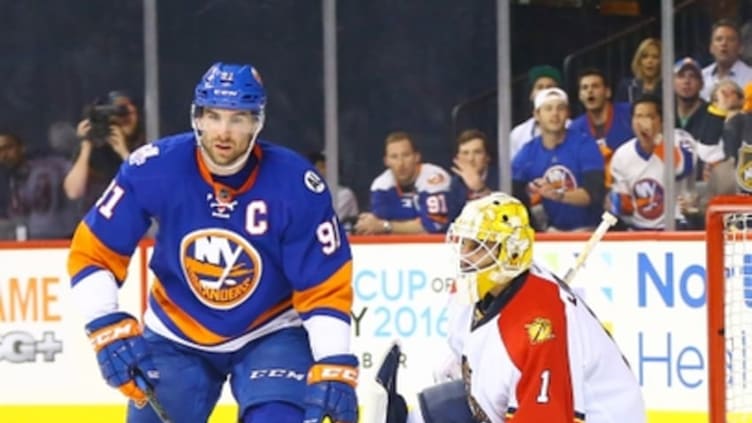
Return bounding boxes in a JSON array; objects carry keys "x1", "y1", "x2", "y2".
[{"x1": 561, "y1": 211, "x2": 618, "y2": 285}]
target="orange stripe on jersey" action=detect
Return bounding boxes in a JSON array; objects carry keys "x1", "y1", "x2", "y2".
[
  {"x1": 653, "y1": 142, "x2": 682, "y2": 168},
  {"x1": 428, "y1": 214, "x2": 448, "y2": 224},
  {"x1": 151, "y1": 278, "x2": 229, "y2": 345},
  {"x1": 248, "y1": 298, "x2": 293, "y2": 330},
  {"x1": 293, "y1": 261, "x2": 353, "y2": 316},
  {"x1": 68, "y1": 222, "x2": 131, "y2": 282}
]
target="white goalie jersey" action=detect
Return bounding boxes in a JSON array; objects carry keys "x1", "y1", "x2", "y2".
[{"x1": 445, "y1": 263, "x2": 646, "y2": 423}]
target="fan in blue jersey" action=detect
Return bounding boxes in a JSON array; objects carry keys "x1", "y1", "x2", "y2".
[
  {"x1": 68, "y1": 62, "x2": 358, "y2": 423},
  {"x1": 355, "y1": 131, "x2": 451, "y2": 235},
  {"x1": 512, "y1": 88, "x2": 606, "y2": 231}
]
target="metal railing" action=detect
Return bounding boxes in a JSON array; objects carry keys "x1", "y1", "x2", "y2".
[
  {"x1": 562, "y1": 0, "x2": 705, "y2": 103},
  {"x1": 450, "y1": 0, "x2": 707, "y2": 142}
]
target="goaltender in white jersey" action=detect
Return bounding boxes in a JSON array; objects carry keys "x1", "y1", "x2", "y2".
[{"x1": 366, "y1": 192, "x2": 646, "y2": 423}]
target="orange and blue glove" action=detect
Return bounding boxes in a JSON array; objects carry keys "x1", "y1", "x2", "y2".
[
  {"x1": 303, "y1": 354, "x2": 359, "y2": 423},
  {"x1": 85, "y1": 312, "x2": 159, "y2": 406}
]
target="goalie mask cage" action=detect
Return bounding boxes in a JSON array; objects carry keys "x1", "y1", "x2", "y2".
[{"x1": 708, "y1": 195, "x2": 752, "y2": 423}]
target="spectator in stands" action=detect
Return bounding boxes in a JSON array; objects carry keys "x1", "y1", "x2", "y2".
[
  {"x1": 0, "y1": 131, "x2": 79, "y2": 239},
  {"x1": 354, "y1": 131, "x2": 450, "y2": 235},
  {"x1": 608, "y1": 95, "x2": 697, "y2": 230},
  {"x1": 674, "y1": 57, "x2": 727, "y2": 182},
  {"x1": 616, "y1": 37, "x2": 662, "y2": 103},
  {"x1": 701, "y1": 18, "x2": 752, "y2": 101},
  {"x1": 306, "y1": 151, "x2": 359, "y2": 224},
  {"x1": 509, "y1": 65, "x2": 569, "y2": 159},
  {"x1": 64, "y1": 90, "x2": 144, "y2": 211},
  {"x1": 47, "y1": 121, "x2": 79, "y2": 158},
  {"x1": 512, "y1": 88, "x2": 606, "y2": 232},
  {"x1": 716, "y1": 81, "x2": 752, "y2": 195},
  {"x1": 709, "y1": 79, "x2": 745, "y2": 122},
  {"x1": 569, "y1": 68, "x2": 633, "y2": 188},
  {"x1": 446, "y1": 129, "x2": 498, "y2": 222}
]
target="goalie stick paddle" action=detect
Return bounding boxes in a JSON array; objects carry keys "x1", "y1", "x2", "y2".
[
  {"x1": 561, "y1": 211, "x2": 618, "y2": 285},
  {"x1": 133, "y1": 368, "x2": 173, "y2": 423}
]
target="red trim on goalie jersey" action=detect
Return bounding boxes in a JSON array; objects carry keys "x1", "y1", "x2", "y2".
[{"x1": 498, "y1": 273, "x2": 577, "y2": 423}]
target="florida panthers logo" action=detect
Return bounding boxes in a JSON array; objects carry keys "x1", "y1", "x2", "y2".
[
  {"x1": 632, "y1": 177, "x2": 664, "y2": 220},
  {"x1": 180, "y1": 228, "x2": 262, "y2": 309}
]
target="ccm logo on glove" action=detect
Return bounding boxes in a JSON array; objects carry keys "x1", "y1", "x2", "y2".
[
  {"x1": 307, "y1": 364, "x2": 359, "y2": 386},
  {"x1": 88, "y1": 318, "x2": 141, "y2": 351}
]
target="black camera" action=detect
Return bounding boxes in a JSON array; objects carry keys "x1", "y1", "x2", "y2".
[{"x1": 82, "y1": 100, "x2": 130, "y2": 147}]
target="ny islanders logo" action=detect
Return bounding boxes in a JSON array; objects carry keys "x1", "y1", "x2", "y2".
[
  {"x1": 542, "y1": 165, "x2": 577, "y2": 192},
  {"x1": 632, "y1": 177, "x2": 664, "y2": 220},
  {"x1": 180, "y1": 229, "x2": 262, "y2": 309}
]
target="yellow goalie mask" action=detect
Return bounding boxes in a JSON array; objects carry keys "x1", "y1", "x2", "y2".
[{"x1": 445, "y1": 192, "x2": 535, "y2": 303}]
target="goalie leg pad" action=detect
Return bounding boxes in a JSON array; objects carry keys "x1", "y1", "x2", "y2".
[{"x1": 417, "y1": 380, "x2": 475, "y2": 423}]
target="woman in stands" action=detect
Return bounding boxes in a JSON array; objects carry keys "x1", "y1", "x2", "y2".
[{"x1": 615, "y1": 37, "x2": 662, "y2": 103}]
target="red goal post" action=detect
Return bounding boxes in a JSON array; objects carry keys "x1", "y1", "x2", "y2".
[{"x1": 707, "y1": 195, "x2": 752, "y2": 423}]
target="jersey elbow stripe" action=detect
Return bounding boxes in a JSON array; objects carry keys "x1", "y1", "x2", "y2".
[
  {"x1": 70, "y1": 265, "x2": 106, "y2": 287},
  {"x1": 68, "y1": 222, "x2": 130, "y2": 283},
  {"x1": 293, "y1": 261, "x2": 353, "y2": 317},
  {"x1": 151, "y1": 278, "x2": 229, "y2": 345}
]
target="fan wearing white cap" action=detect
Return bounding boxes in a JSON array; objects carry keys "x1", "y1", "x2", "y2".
[{"x1": 511, "y1": 87, "x2": 607, "y2": 231}]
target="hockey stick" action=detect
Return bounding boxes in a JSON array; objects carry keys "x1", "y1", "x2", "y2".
[
  {"x1": 133, "y1": 368, "x2": 173, "y2": 423},
  {"x1": 561, "y1": 211, "x2": 618, "y2": 285}
]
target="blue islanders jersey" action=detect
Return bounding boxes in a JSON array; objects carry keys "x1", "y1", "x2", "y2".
[
  {"x1": 370, "y1": 163, "x2": 451, "y2": 233},
  {"x1": 68, "y1": 133, "x2": 353, "y2": 352},
  {"x1": 569, "y1": 102, "x2": 634, "y2": 188},
  {"x1": 569, "y1": 102, "x2": 634, "y2": 154},
  {"x1": 512, "y1": 130, "x2": 605, "y2": 230}
]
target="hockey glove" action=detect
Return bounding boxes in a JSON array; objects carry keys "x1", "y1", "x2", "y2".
[
  {"x1": 303, "y1": 354, "x2": 359, "y2": 423},
  {"x1": 85, "y1": 312, "x2": 159, "y2": 405}
]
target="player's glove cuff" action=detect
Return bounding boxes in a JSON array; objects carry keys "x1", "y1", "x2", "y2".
[
  {"x1": 307, "y1": 354, "x2": 359, "y2": 388},
  {"x1": 86, "y1": 312, "x2": 142, "y2": 351}
]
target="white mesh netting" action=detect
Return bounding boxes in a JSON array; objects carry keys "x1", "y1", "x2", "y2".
[{"x1": 723, "y1": 212, "x2": 752, "y2": 422}]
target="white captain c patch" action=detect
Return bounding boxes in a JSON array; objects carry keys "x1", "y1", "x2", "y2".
[{"x1": 180, "y1": 228, "x2": 263, "y2": 309}]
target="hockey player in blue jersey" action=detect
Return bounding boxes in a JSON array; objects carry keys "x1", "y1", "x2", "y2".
[{"x1": 68, "y1": 62, "x2": 358, "y2": 423}]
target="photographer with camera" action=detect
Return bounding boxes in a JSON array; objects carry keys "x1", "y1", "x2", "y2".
[{"x1": 64, "y1": 91, "x2": 144, "y2": 210}]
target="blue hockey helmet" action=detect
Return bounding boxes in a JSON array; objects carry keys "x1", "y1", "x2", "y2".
[{"x1": 193, "y1": 62, "x2": 266, "y2": 114}]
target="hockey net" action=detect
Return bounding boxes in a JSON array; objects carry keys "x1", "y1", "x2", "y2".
[{"x1": 708, "y1": 195, "x2": 752, "y2": 423}]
